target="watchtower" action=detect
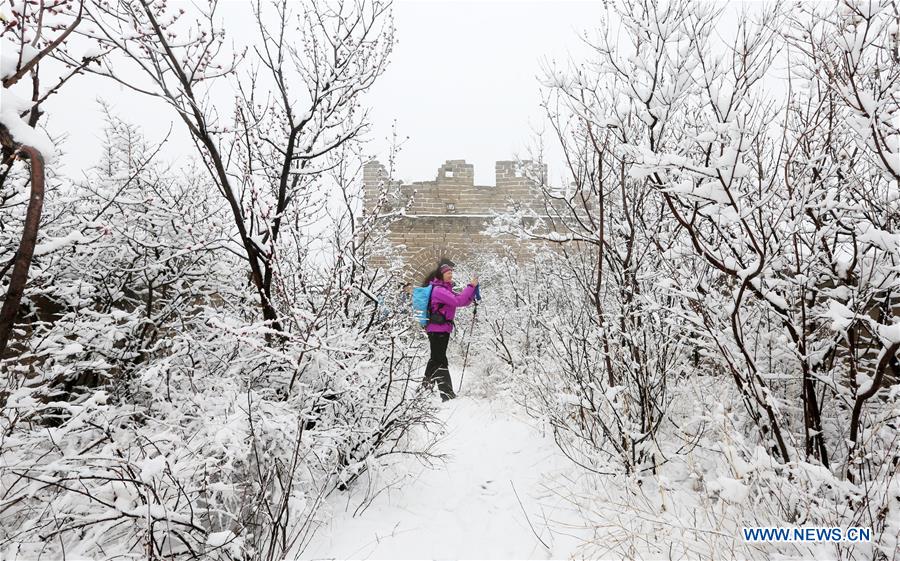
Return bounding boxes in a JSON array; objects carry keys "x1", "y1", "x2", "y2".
[{"x1": 363, "y1": 158, "x2": 547, "y2": 279}]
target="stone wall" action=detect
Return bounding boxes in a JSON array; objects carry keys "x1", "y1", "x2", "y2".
[{"x1": 363, "y1": 158, "x2": 547, "y2": 280}]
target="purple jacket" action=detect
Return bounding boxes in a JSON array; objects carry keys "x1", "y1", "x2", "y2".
[{"x1": 426, "y1": 279, "x2": 477, "y2": 333}]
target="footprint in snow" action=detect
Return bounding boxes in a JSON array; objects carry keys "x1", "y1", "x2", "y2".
[{"x1": 479, "y1": 480, "x2": 498, "y2": 496}]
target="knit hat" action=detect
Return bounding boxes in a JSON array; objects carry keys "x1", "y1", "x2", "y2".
[{"x1": 439, "y1": 264, "x2": 453, "y2": 274}]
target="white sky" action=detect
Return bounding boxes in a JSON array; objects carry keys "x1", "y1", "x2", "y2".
[
  {"x1": 42, "y1": 0, "x2": 761, "y2": 188},
  {"x1": 43, "y1": 0, "x2": 603, "y2": 186},
  {"x1": 365, "y1": 0, "x2": 603, "y2": 186}
]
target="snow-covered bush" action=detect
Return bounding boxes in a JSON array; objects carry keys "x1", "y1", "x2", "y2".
[
  {"x1": 0, "y1": 0, "x2": 440, "y2": 555},
  {"x1": 6, "y1": 109, "x2": 229, "y2": 391},
  {"x1": 490, "y1": 0, "x2": 900, "y2": 556},
  {"x1": 527, "y1": 0, "x2": 898, "y2": 472},
  {"x1": 472, "y1": 223, "x2": 685, "y2": 475},
  {"x1": 567, "y1": 374, "x2": 899, "y2": 560},
  {"x1": 1, "y1": 307, "x2": 435, "y2": 559},
  {"x1": 0, "y1": 112, "x2": 439, "y2": 558}
]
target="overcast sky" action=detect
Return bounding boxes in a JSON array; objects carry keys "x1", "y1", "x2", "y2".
[
  {"x1": 44, "y1": 1, "x2": 761, "y2": 188},
  {"x1": 365, "y1": 0, "x2": 603, "y2": 186},
  {"x1": 45, "y1": 0, "x2": 602, "y2": 185}
]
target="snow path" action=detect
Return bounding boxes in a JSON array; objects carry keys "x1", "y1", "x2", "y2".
[{"x1": 301, "y1": 392, "x2": 587, "y2": 559}]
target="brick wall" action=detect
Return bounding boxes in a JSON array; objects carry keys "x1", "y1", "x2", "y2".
[{"x1": 363, "y1": 158, "x2": 547, "y2": 280}]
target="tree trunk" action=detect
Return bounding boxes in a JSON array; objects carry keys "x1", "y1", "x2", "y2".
[
  {"x1": 847, "y1": 340, "x2": 900, "y2": 481},
  {"x1": 0, "y1": 125, "x2": 45, "y2": 358}
]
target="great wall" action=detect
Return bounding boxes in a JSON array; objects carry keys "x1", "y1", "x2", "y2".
[{"x1": 363, "y1": 158, "x2": 548, "y2": 279}]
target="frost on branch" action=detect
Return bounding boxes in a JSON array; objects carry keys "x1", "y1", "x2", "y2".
[{"x1": 0, "y1": 2, "x2": 438, "y2": 558}]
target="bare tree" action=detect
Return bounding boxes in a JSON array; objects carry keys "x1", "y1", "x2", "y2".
[
  {"x1": 784, "y1": 0, "x2": 900, "y2": 480},
  {"x1": 500, "y1": 0, "x2": 899, "y2": 487},
  {"x1": 84, "y1": 0, "x2": 394, "y2": 334},
  {"x1": 486, "y1": 98, "x2": 689, "y2": 473}
]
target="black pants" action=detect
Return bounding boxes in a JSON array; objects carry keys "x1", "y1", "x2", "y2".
[{"x1": 423, "y1": 332, "x2": 455, "y2": 400}]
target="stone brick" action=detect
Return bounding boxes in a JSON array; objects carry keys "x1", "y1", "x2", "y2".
[{"x1": 363, "y1": 158, "x2": 551, "y2": 280}]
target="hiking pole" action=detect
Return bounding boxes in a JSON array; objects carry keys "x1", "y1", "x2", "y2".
[{"x1": 458, "y1": 284, "x2": 481, "y2": 394}]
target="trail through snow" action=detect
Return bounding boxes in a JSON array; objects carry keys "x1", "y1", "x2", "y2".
[{"x1": 302, "y1": 386, "x2": 588, "y2": 559}]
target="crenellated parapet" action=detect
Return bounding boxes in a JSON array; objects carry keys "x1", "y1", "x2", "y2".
[
  {"x1": 363, "y1": 158, "x2": 547, "y2": 217},
  {"x1": 363, "y1": 158, "x2": 548, "y2": 279}
]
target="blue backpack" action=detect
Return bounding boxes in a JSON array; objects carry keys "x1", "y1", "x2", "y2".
[
  {"x1": 412, "y1": 284, "x2": 453, "y2": 327},
  {"x1": 412, "y1": 283, "x2": 482, "y2": 327},
  {"x1": 411, "y1": 285, "x2": 433, "y2": 327}
]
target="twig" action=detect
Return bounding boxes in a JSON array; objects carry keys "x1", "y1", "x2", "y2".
[{"x1": 510, "y1": 479, "x2": 551, "y2": 551}]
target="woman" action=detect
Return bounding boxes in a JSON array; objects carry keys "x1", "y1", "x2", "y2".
[{"x1": 422, "y1": 261, "x2": 479, "y2": 401}]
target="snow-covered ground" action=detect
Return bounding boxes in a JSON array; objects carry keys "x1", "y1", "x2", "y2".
[{"x1": 301, "y1": 383, "x2": 589, "y2": 560}]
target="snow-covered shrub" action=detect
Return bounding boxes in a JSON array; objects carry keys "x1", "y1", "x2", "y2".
[
  {"x1": 6, "y1": 110, "x2": 229, "y2": 393},
  {"x1": 473, "y1": 223, "x2": 685, "y2": 475},
  {"x1": 528, "y1": 0, "x2": 900, "y2": 476},
  {"x1": 1, "y1": 301, "x2": 435, "y2": 559},
  {"x1": 452, "y1": 247, "x2": 557, "y2": 401},
  {"x1": 503, "y1": 0, "x2": 900, "y2": 556},
  {"x1": 0, "y1": 118, "x2": 439, "y2": 558},
  {"x1": 567, "y1": 374, "x2": 899, "y2": 560},
  {"x1": 2, "y1": 1, "x2": 438, "y2": 554}
]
